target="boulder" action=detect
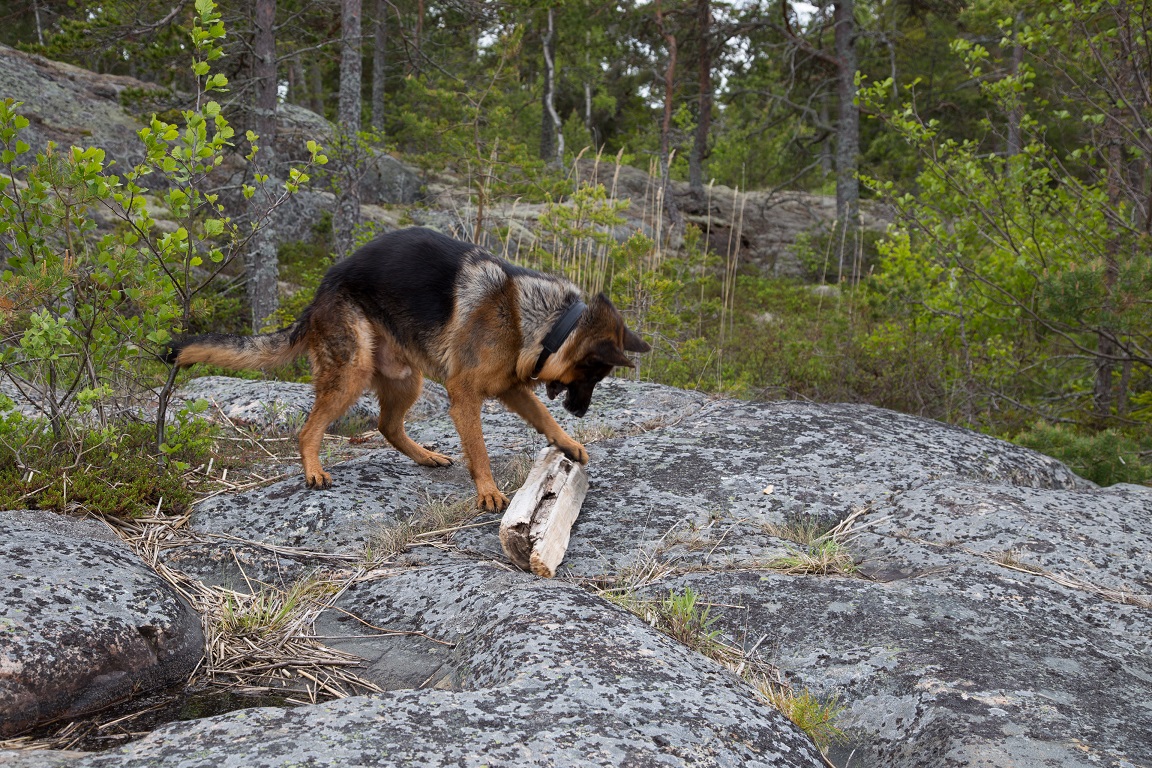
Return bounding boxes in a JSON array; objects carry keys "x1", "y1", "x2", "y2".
[
  {"x1": 0, "y1": 510, "x2": 204, "y2": 737},
  {"x1": 0, "y1": 45, "x2": 161, "y2": 171},
  {"x1": 272, "y1": 103, "x2": 423, "y2": 206}
]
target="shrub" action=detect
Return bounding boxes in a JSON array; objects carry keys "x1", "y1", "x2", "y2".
[{"x1": 1011, "y1": 422, "x2": 1152, "y2": 487}]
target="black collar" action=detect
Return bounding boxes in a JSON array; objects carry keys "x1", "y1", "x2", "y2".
[{"x1": 532, "y1": 300, "x2": 586, "y2": 378}]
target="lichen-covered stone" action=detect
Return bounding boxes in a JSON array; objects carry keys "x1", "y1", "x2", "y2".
[
  {"x1": 3, "y1": 566, "x2": 825, "y2": 768},
  {"x1": 0, "y1": 511, "x2": 204, "y2": 737},
  {"x1": 3, "y1": 377, "x2": 1149, "y2": 768},
  {"x1": 452, "y1": 398, "x2": 1088, "y2": 576}
]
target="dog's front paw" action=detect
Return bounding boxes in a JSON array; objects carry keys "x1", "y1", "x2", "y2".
[
  {"x1": 305, "y1": 469, "x2": 333, "y2": 489},
  {"x1": 554, "y1": 439, "x2": 589, "y2": 465},
  {"x1": 476, "y1": 486, "x2": 510, "y2": 512}
]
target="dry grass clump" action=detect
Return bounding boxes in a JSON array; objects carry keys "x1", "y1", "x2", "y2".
[{"x1": 763, "y1": 506, "x2": 873, "y2": 577}]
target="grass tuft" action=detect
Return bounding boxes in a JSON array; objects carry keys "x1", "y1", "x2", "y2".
[
  {"x1": 755, "y1": 682, "x2": 847, "y2": 753},
  {"x1": 363, "y1": 494, "x2": 480, "y2": 563},
  {"x1": 768, "y1": 539, "x2": 857, "y2": 576}
]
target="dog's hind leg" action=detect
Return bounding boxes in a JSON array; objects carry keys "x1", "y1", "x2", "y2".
[
  {"x1": 299, "y1": 316, "x2": 375, "y2": 489},
  {"x1": 373, "y1": 372, "x2": 452, "y2": 468}
]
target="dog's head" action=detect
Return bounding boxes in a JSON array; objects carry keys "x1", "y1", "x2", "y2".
[{"x1": 545, "y1": 293, "x2": 651, "y2": 417}]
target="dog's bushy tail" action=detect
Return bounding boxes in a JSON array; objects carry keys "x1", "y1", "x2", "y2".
[{"x1": 167, "y1": 323, "x2": 307, "y2": 370}]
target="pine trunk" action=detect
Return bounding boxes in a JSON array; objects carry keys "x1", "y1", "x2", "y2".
[
  {"x1": 540, "y1": 8, "x2": 562, "y2": 165},
  {"x1": 248, "y1": 0, "x2": 279, "y2": 331},
  {"x1": 334, "y1": 0, "x2": 363, "y2": 260},
  {"x1": 655, "y1": 1, "x2": 681, "y2": 228},
  {"x1": 688, "y1": 0, "x2": 711, "y2": 193},
  {"x1": 371, "y1": 0, "x2": 387, "y2": 134},
  {"x1": 833, "y1": 0, "x2": 860, "y2": 276}
]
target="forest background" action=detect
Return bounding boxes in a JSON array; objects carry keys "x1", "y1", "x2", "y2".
[{"x1": 0, "y1": 0, "x2": 1149, "y2": 516}]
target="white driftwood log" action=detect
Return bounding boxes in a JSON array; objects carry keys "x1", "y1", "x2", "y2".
[{"x1": 499, "y1": 446, "x2": 589, "y2": 578}]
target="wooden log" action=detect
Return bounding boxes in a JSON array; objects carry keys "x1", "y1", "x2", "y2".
[{"x1": 499, "y1": 447, "x2": 589, "y2": 578}]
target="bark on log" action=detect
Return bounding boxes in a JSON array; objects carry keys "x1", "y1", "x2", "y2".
[{"x1": 500, "y1": 447, "x2": 589, "y2": 578}]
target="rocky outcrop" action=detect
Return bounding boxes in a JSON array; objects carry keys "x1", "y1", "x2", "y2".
[
  {"x1": 0, "y1": 45, "x2": 421, "y2": 213},
  {"x1": 3, "y1": 376, "x2": 1147, "y2": 767},
  {"x1": 0, "y1": 511, "x2": 204, "y2": 737}
]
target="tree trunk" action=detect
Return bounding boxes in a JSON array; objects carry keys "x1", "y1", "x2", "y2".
[
  {"x1": 1006, "y1": 12, "x2": 1024, "y2": 157},
  {"x1": 411, "y1": 0, "x2": 424, "y2": 74},
  {"x1": 308, "y1": 59, "x2": 324, "y2": 115},
  {"x1": 688, "y1": 0, "x2": 711, "y2": 193},
  {"x1": 540, "y1": 7, "x2": 563, "y2": 166},
  {"x1": 833, "y1": 0, "x2": 860, "y2": 276},
  {"x1": 655, "y1": 1, "x2": 682, "y2": 228},
  {"x1": 248, "y1": 0, "x2": 279, "y2": 331},
  {"x1": 334, "y1": 0, "x2": 363, "y2": 260},
  {"x1": 371, "y1": 0, "x2": 387, "y2": 134},
  {"x1": 33, "y1": 0, "x2": 44, "y2": 46},
  {"x1": 1094, "y1": 4, "x2": 1135, "y2": 424},
  {"x1": 288, "y1": 57, "x2": 306, "y2": 106},
  {"x1": 819, "y1": 99, "x2": 833, "y2": 176}
]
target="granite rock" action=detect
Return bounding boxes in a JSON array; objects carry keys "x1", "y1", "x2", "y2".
[
  {"x1": 9, "y1": 566, "x2": 825, "y2": 768},
  {"x1": 2, "y1": 377, "x2": 1149, "y2": 768},
  {"x1": 0, "y1": 511, "x2": 204, "y2": 737}
]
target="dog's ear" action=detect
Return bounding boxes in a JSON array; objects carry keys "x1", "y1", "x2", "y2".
[
  {"x1": 623, "y1": 327, "x2": 651, "y2": 353},
  {"x1": 591, "y1": 340, "x2": 636, "y2": 369},
  {"x1": 589, "y1": 293, "x2": 651, "y2": 355}
]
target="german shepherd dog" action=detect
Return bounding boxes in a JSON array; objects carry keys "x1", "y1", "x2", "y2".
[{"x1": 168, "y1": 227, "x2": 650, "y2": 511}]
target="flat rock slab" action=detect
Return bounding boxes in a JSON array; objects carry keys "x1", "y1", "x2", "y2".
[
  {"x1": 0, "y1": 511, "x2": 204, "y2": 737},
  {"x1": 635, "y1": 480, "x2": 1152, "y2": 767},
  {"x1": 850, "y1": 480, "x2": 1152, "y2": 593},
  {"x1": 656, "y1": 564, "x2": 1151, "y2": 768},
  {"x1": 4, "y1": 377, "x2": 1148, "y2": 768},
  {"x1": 191, "y1": 450, "x2": 476, "y2": 554},
  {"x1": 5, "y1": 565, "x2": 825, "y2": 768},
  {"x1": 175, "y1": 375, "x2": 703, "y2": 439},
  {"x1": 185, "y1": 376, "x2": 707, "y2": 556},
  {"x1": 175, "y1": 375, "x2": 443, "y2": 434},
  {"x1": 451, "y1": 399, "x2": 1089, "y2": 576}
]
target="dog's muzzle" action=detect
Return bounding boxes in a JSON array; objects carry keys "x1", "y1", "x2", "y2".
[{"x1": 545, "y1": 381, "x2": 590, "y2": 417}]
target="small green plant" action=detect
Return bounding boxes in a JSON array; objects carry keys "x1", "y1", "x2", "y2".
[
  {"x1": 0, "y1": 407, "x2": 209, "y2": 518},
  {"x1": 0, "y1": 0, "x2": 325, "y2": 490},
  {"x1": 763, "y1": 516, "x2": 832, "y2": 546},
  {"x1": 654, "y1": 587, "x2": 724, "y2": 655},
  {"x1": 768, "y1": 539, "x2": 857, "y2": 576},
  {"x1": 608, "y1": 587, "x2": 735, "y2": 662},
  {"x1": 755, "y1": 682, "x2": 847, "y2": 753}
]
